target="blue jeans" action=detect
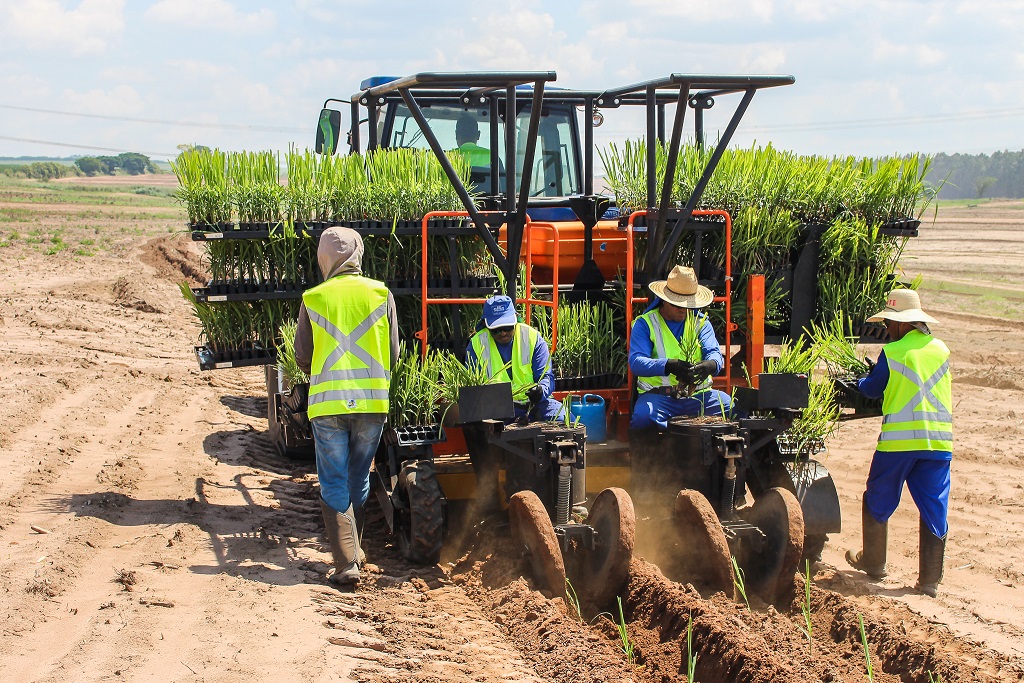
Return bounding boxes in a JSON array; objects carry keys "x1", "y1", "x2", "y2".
[
  {"x1": 311, "y1": 414, "x2": 385, "y2": 512},
  {"x1": 629, "y1": 389, "x2": 734, "y2": 430},
  {"x1": 865, "y1": 452, "x2": 951, "y2": 538}
]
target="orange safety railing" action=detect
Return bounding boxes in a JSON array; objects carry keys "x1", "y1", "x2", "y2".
[
  {"x1": 522, "y1": 222, "x2": 559, "y2": 351},
  {"x1": 416, "y1": 211, "x2": 540, "y2": 356},
  {"x1": 624, "y1": 209, "x2": 736, "y2": 392}
]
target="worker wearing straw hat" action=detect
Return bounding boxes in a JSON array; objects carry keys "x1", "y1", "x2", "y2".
[
  {"x1": 846, "y1": 288, "x2": 951, "y2": 598},
  {"x1": 628, "y1": 265, "x2": 732, "y2": 430}
]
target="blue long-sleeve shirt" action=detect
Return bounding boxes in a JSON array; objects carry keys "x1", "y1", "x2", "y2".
[
  {"x1": 465, "y1": 330, "x2": 555, "y2": 400},
  {"x1": 857, "y1": 348, "x2": 952, "y2": 460},
  {"x1": 628, "y1": 302, "x2": 724, "y2": 378}
]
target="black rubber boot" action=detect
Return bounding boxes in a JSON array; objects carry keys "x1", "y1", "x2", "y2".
[
  {"x1": 915, "y1": 519, "x2": 946, "y2": 597},
  {"x1": 845, "y1": 496, "x2": 888, "y2": 579},
  {"x1": 321, "y1": 498, "x2": 360, "y2": 585},
  {"x1": 353, "y1": 505, "x2": 366, "y2": 568}
]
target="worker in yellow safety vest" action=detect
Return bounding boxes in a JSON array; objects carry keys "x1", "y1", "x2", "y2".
[
  {"x1": 454, "y1": 113, "x2": 491, "y2": 168},
  {"x1": 463, "y1": 295, "x2": 561, "y2": 512},
  {"x1": 846, "y1": 289, "x2": 951, "y2": 597},
  {"x1": 629, "y1": 265, "x2": 733, "y2": 429},
  {"x1": 294, "y1": 227, "x2": 399, "y2": 586}
]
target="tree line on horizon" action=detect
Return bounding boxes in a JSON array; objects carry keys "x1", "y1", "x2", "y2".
[
  {"x1": 0, "y1": 152, "x2": 158, "y2": 180},
  {"x1": 926, "y1": 149, "x2": 1024, "y2": 200}
]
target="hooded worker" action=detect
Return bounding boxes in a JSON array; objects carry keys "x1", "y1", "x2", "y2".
[
  {"x1": 629, "y1": 265, "x2": 733, "y2": 429},
  {"x1": 846, "y1": 289, "x2": 951, "y2": 597},
  {"x1": 294, "y1": 227, "x2": 399, "y2": 586}
]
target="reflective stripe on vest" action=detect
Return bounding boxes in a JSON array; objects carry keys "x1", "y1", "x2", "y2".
[
  {"x1": 303, "y1": 275, "x2": 390, "y2": 418},
  {"x1": 877, "y1": 331, "x2": 952, "y2": 452},
  {"x1": 469, "y1": 323, "x2": 539, "y2": 401},
  {"x1": 636, "y1": 310, "x2": 711, "y2": 395}
]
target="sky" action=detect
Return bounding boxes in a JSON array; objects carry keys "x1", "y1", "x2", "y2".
[{"x1": 2, "y1": 0, "x2": 1023, "y2": 162}]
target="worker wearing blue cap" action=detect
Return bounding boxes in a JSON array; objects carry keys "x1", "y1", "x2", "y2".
[{"x1": 466, "y1": 295, "x2": 561, "y2": 421}]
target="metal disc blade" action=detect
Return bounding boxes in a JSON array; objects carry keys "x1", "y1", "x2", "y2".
[
  {"x1": 576, "y1": 487, "x2": 636, "y2": 608},
  {"x1": 509, "y1": 491, "x2": 566, "y2": 600}
]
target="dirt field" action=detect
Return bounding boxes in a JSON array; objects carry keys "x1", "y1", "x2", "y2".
[{"x1": 1, "y1": 177, "x2": 1022, "y2": 681}]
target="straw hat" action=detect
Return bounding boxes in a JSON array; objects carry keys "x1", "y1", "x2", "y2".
[
  {"x1": 648, "y1": 266, "x2": 714, "y2": 309},
  {"x1": 867, "y1": 289, "x2": 938, "y2": 324}
]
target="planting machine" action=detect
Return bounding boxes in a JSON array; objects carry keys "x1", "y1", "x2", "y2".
[{"x1": 185, "y1": 69, "x2": 910, "y2": 606}]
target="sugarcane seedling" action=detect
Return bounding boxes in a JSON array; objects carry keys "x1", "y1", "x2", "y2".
[
  {"x1": 686, "y1": 611, "x2": 699, "y2": 683},
  {"x1": 732, "y1": 556, "x2": 750, "y2": 611},
  {"x1": 799, "y1": 559, "x2": 814, "y2": 654},
  {"x1": 859, "y1": 613, "x2": 875, "y2": 682},
  {"x1": 564, "y1": 579, "x2": 584, "y2": 623}
]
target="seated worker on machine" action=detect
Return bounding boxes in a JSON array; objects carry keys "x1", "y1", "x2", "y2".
[
  {"x1": 466, "y1": 295, "x2": 561, "y2": 421},
  {"x1": 453, "y1": 113, "x2": 491, "y2": 168},
  {"x1": 629, "y1": 265, "x2": 733, "y2": 429},
  {"x1": 464, "y1": 295, "x2": 562, "y2": 514}
]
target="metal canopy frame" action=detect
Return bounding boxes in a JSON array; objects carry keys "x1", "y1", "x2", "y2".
[
  {"x1": 349, "y1": 72, "x2": 556, "y2": 297},
  {"x1": 596, "y1": 74, "x2": 794, "y2": 280}
]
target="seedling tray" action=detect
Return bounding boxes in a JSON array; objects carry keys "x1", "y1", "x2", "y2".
[
  {"x1": 458, "y1": 383, "x2": 515, "y2": 423},
  {"x1": 554, "y1": 373, "x2": 625, "y2": 391},
  {"x1": 386, "y1": 424, "x2": 446, "y2": 446},
  {"x1": 833, "y1": 377, "x2": 883, "y2": 417},
  {"x1": 195, "y1": 345, "x2": 276, "y2": 370},
  {"x1": 192, "y1": 286, "x2": 303, "y2": 302}
]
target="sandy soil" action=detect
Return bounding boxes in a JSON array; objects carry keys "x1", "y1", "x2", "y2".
[{"x1": 1, "y1": 188, "x2": 1023, "y2": 681}]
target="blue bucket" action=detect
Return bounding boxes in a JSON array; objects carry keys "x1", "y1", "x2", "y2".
[{"x1": 569, "y1": 393, "x2": 607, "y2": 442}]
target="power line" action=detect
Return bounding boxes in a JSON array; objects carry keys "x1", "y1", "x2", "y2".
[
  {"x1": 0, "y1": 103, "x2": 308, "y2": 133},
  {"x1": 0, "y1": 135, "x2": 177, "y2": 157}
]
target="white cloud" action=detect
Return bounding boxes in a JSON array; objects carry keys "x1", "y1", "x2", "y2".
[
  {"x1": 145, "y1": 0, "x2": 274, "y2": 32},
  {"x1": 628, "y1": 0, "x2": 774, "y2": 22},
  {"x1": 0, "y1": 0, "x2": 125, "y2": 55},
  {"x1": 62, "y1": 84, "x2": 145, "y2": 115}
]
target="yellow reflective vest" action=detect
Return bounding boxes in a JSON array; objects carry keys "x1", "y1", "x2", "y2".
[
  {"x1": 635, "y1": 309, "x2": 711, "y2": 395},
  {"x1": 469, "y1": 323, "x2": 542, "y2": 402},
  {"x1": 878, "y1": 330, "x2": 952, "y2": 452},
  {"x1": 302, "y1": 275, "x2": 391, "y2": 419}
]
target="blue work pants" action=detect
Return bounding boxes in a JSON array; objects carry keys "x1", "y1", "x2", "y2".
[
  {"x1": 311, "y1": 414, "x2": 385, "y2": 512},
  {"x1": 864, "y1": 452, "x2": 951, "y2": 538},
  {"x1": 629, "y1": 389, "x2": 733, "y2": 430}
]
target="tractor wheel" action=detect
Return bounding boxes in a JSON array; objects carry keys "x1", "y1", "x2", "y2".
[
  {"x1": 575, "y1": 488, "x2": 635, "y2": 608},
  {"x1": 396, "y1": 459, "x2": 444, "y2": 565},
  {"x1": 666, "y1": 489, "x2": 735, "y2": 596},
  {"x1": 509, "y1": 491, "x2": 566, "y2": 600},
  {"x1": 737, "y1": 487, "x2": 805, "y2": 605}
]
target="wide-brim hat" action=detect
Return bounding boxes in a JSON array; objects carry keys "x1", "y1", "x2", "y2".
[
  {"x1": 648, "y1": 265, "x2": 714, "y2": 309},
  {"x1": 482, "y1": 294, "x2": 517, "y2": 328},
  {"x1": 867, "y1": 288, "x2": 938, "y2": 324}
]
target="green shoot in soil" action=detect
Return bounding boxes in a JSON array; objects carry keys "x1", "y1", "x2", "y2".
[
  {"x1": 616, "y1": 597, "x2": 635, "y2": 665},
  {"x1": 732, "y1": 556, "x2": 750, "y2": 611},
  {"x1": 564, "y1": 579, "x2": 583, "y2": 623},
  {"x1": 799, "y1": 559, "x2": 814, "y2": 654},
  {"x1": 686, "y1": 611, "x2": 699, "y2": 682},
  {"x1": 859, "y1": 613, "x2": 874, "y2": 682}
]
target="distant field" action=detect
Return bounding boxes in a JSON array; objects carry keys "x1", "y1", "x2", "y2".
[
  {"x1": 0, "y1": 175, "x2": 184, "y2": 258},
  {"x1": 902, "y1": 200, "x2": 1024, "y2": 320}
]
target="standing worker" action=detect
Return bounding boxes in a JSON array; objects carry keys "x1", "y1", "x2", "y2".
[
  {"x1": 295, "y1": 227, "x2": 399, "y2": 586},
  {"x1": 629, "y1": 265, "x2": 733, "y2": 429},
  {"x1": 846, "y1": 289, "x2": 951, "y2": 597}
]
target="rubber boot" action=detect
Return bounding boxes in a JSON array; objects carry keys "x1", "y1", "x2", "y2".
[
  {"x1": 320, "y1": 499, "x2": 360, "y2": 585},
  {"x1": 353, "y1": 505, "x2": 366, "y2": 568},
  {"x1": 915, "y1": 519, "x2": 946, "y2": 597},
  {"x1": 845, "y1": 496, "x2": 888, "y2": 579}
]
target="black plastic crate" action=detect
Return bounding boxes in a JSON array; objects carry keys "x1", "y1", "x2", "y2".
[
  {"x1": 195, "y1": 345, "x2": 276, "y2": 370},
  {"x1": 457, "y1": 383, "x2": 515, "y2": 423}
]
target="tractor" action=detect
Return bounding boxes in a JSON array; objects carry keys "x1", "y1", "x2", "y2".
[{"x1": 267, "y1": 70, "x2": 848, "y2": 606}]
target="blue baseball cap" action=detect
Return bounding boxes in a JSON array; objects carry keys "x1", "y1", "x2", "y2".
[{"x1": 482, "y1": 295, "x2": 517, "y2": 329}]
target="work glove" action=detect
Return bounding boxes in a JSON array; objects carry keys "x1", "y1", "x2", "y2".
[
  {"x1": 526, "y1": 385, "x2": 544, "y2": 404},
  {"x1": 690, "y1": 360, "x2": 718, "y2": 383},
  {"x1": 664, "y1": 359, "x2": 689, "y2": 379}
]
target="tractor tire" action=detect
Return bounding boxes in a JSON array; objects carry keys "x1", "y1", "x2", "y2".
[{"x1": 396, "y1": 459, "x2": 444, "y2": 566}]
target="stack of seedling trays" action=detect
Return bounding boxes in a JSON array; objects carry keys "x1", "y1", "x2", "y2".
[
  {"x1": 175, "y1": 146, "x2": 498, "y2": 371},
  {"x1": 601, "y1": 140, "x2": 935, "y2": 343},
  {"x1": 534, "y1": 301, "x2": 627, "y2": 390}
]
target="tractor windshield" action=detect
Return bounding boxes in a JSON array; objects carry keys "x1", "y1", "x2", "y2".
[{"x1": 384, "y1": 102, "x2": 581, "y2": 197}]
